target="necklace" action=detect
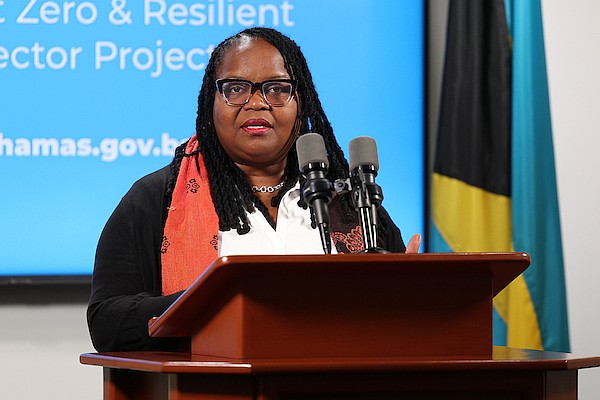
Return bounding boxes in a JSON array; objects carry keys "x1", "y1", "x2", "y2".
[{"x1": 251, "y1": 180, "x2": 285, "y2": 193}]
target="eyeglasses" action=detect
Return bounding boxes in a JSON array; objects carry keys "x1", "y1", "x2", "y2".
[{"x1": 215, "y1": 78, "x2": 297, "y2": 107}]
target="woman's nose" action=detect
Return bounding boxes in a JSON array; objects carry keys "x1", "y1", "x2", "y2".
[{"x1": 244, "y1": 88, "x2": 270, "y2": 110}]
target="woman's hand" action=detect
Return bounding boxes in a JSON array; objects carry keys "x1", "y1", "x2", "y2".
[{"x1": 405, "y1": 233, "x2": 422, "y2": 253}]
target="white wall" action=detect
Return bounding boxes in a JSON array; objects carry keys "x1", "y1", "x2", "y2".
[
  {"x1": 0, "y1": 285, "x2": 101, "y2": 399},
  {"x1": 542, "y1": 0, "x2": 600, "y2": 398},
  {"x1": 0, "y1": 1, "x2": 599, "y2": 399}
]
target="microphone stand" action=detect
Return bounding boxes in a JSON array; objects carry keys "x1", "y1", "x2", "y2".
[
  {"x1": 296, "y1": 133, "x2": 335, "y2": 255},
  {"x1": 300, "y1": 162, "x2": 334, "y2": 254},
  {"x1": 351, "y1": 166, "x2": 388, "y2": 254}
]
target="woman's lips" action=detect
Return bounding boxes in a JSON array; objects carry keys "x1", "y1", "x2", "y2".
[{"x1": 242, "y1": 119, "x2": 272, "y2": 135}]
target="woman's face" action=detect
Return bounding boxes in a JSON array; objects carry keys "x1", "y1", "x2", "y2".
[{"x1": 213, "y1": 38, "x2": 300, "y2": 170}]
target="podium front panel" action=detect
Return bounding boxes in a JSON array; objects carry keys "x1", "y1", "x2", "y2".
[{"x1": 150, "y1": 253, "x2": 530, "y2": 359}]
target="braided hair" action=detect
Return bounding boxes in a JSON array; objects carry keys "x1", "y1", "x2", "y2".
[{"x1": 166, "y1": 27, "x2": 353, "y2": 234}]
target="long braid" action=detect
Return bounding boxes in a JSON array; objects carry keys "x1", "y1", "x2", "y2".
[
  {"x1": 168, "y1": 27, "x2": 355, "y2": 233},
  {"x1": 165, "y1": 140, "x2": 188, "y2": 208}
]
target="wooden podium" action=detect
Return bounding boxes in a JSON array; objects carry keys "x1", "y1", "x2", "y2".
[{"x1": 81, "y1": 253, "x2": 600, "y2": 399}]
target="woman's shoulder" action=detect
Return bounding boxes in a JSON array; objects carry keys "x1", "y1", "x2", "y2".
[
  {"x1": 120, "y1": 165, "x2": 171, "y2": 208},
  {"x1": 133, "y1": 164, "x2": 171, "y2": 189}
]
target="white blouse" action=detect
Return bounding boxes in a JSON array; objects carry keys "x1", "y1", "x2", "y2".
[{"x1": 218, "y1": 183, "x2": 337, "y2": 256}]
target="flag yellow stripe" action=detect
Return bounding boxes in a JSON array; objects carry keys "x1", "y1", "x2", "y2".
[
  {"x1": 431, "y1": 173, "x2": 543, "y2": 350},
  {"x1": 432, "y1": 173, "x2": 512, "y2": 251},
  {"x1": 497, "y1": 274, "x2": 543, "y2": 350}
]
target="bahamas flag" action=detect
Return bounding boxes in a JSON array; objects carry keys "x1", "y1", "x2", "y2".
[{"x1": 430, "y1": 0, "x2": 570, "y2": 352}]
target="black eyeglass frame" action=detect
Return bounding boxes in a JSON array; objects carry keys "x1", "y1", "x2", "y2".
[{"x1": 215, "y1": 78, "x2": 298, "y2": 107}]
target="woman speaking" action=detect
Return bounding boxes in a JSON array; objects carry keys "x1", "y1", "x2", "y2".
[{"x1": 87, "y1": 27, "x2": 420, "y2": 352}]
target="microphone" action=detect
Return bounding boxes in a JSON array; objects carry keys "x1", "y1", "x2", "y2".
[
  {"x1": 348, "y1": 136, "x2": 387, "y2": 253},
  {"x1": 296, "y1": 133, "x2": 334, "y2": 254}
]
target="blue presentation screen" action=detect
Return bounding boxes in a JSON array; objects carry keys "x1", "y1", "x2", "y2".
[{"x1": 0, "y1": 0, "x2": 424, "y2": 279}]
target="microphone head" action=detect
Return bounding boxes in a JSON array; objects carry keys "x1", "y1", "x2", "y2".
[
  {"x1": 349, "y1": 136, "x2": 379, "y2": 171},
  {"x1": 296, "y1": 133, "x2": 329, "y2": 169}
]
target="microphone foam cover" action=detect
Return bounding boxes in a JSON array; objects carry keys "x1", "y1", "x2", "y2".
[
  {"x1": 296, "y1": 133, "x2": 329, "y2": 169},
  {"x1": 349, "y1": 136, "x2": 379, "y2": 171}
]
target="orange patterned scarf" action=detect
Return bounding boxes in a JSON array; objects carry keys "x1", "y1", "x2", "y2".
[{"x1": 161, "y1": 135, "x2": 219, "y2": 295}]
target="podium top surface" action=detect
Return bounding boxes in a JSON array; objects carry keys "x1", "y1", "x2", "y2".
[{"x1": 149, "y1": 252, "x2": 530, "y2": 339}]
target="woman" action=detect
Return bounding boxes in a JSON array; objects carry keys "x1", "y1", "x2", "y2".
[{"x1": 87, "y1": 27, "x2": 420, "y2": 352}]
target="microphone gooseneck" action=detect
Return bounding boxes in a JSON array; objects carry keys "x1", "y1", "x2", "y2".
[{"x1": 296, "y1": 133, "x2": 334, "y2": 254}]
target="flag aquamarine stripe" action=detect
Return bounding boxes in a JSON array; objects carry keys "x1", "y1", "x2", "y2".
[
  {"x1": 507, "y1": 0, "x2": 570, "y2": 352},
  {"x1": 428, "y1": 222, "x2": 453, "y2": 253},
  {"x1": 493, "y1": 310, "x2": 508, "y2": 346}
]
